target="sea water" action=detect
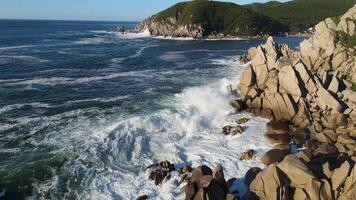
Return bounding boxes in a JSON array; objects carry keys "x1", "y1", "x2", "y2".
[{"x1": 0, "y1": 20, "x2": 304, "y2": 199}]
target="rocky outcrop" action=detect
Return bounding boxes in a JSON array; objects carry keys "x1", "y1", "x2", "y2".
[
  {"x1": 135, "y1": 17, "x2": 205, "y2": 38},
  {"x1": 233, "y1": 4, "x2": 356, "y2": 200}
]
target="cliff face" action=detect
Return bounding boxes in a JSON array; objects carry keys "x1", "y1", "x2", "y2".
[
  {"x1": 234, "y1": 5, "x2": 356, "y2": 199},
  {"x1": 135, "y1": 16, "x2": 205, "y2": 38}
]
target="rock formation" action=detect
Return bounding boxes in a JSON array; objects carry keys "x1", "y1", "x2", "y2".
[
  {"x1": 234, "y1": 4, "x2": 356, "y2": 200},
  {"x1": 142, "y1": 5, "x2": 356, "y2": 200}
]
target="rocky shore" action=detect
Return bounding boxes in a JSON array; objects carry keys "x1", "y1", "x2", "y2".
[{"x1": 139, "y1": 5, "x2": 356, "y2": 200}]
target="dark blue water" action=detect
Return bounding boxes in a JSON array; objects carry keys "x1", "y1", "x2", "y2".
[{"x1": 0, "y1": 20, "x2": 305, "y2": 199}]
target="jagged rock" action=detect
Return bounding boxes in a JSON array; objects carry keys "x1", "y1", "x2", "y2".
[
  {"x1": 180, "y1": 165, "x2": 193, "y2": 174},
  {"x1": 266, "y1": 120, "x2": 289, "y2": 134},
  {"x1": 323, "y1": 129, "x2": 339, "y2": 142},
  {"x1": 314, "y1": 143, "x2": 338, "y2": 155},
  {"x1": 328, "y1": 75, "x2": 341, "y2": 94},
  {"x1": 261, "y1": 149, "x2": 290, "y2": 166},
  {"x1": 230, "y1": 99, "x2": 246, "y2": 111},
  {"x1": 251, "y1": 46, "x2": 267, "y2": 67},
  {"x1": 250, "y1": 164, "x2": 287, "y2": 200},
  {"x1": 340, "y1": 164, "x2": 356, "y2": 199},
  {"x1": 136, "y1": 195, "x2": 149, "y2": 200},
  {"x1": 337, "y1": 135, "x2": 354, "y2": 144},
  {"x1": 316, "y1": 87, "x2": 343, "y2": 112},
  {"x1": 239, "y1": 65, "x2": 256, "y2": 88},
  {"x1": 253, "y1": 64, "x2": 269, "y2": 88},
  {"x1": 222, "y1": 125, "x2": 243, "y2": 135},
  {"x1": 236, "y1": 117, "x2": 249, "y2": 124},
  {"x1": 265, "y1": 77, "x2": 279, "y2": 95},
  {"x1": 331, "y1": 161, "x2": 350, "y2": 190},
  {"x1": 264, "y1": 132, "x2": 291, "y2": 145},
  {"x1": 146, "y1": 161, "x2": 175, "y2": 185},
  {"x1": 295, "y1": 149, "x2": 313, "y2": 163},
  {"x1": 240, "y1": 150, "x2": 256, "y2": 160},
  {"x1": 277, "y1": 155, "x2": 316, "y2": 187},
  {"x1": 278, "y1": 64, "x2": 302, "y2": 98},
  {"x1": 337, "y1": 4, "x2": 356, "y2": 36}
]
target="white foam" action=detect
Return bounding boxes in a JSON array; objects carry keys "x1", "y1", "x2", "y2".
[
  {"x1": 75, "y1": 37, "x2": 108, "y2": 45},
  {"x1": 32, "y1": 58, "x2": 272, "y2": 199},
  {"x1": 2, "y1": 70, "x2": 155, "y2": 86},
  {"x1": 0, "y1": 45, "x2": 34, "y2": 51},
  {"x1": 0, "y1": 55, "x2": 49, "y2": 63},
  {"x1": 66, "y1": 95, "x2": 131, "y2": 104},
  {"x1": 117, "y1": 29, "x2": 151, "y2": 39},
  {"x1": 159, "y1": 53, "x2": 187, "y2": 62}
]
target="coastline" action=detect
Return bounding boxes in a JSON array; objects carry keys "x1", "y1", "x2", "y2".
[{"x1": 141, "y1": 5, "x2": 356, "y2": 200}]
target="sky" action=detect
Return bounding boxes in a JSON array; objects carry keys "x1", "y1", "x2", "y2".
[{"x1": 0, "y1": 0, "x2": 289, "y2": 21}]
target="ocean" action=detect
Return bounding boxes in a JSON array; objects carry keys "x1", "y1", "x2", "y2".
[{"x1": 0, "y1": 20, "x2": 304, "y2": 199}]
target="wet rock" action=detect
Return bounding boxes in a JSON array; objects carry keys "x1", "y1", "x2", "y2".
[
  {"x1": 245, "y1": 167, "x2": 262, "y2": 187},
  {"x1": 136, "y1": 195, "x2": 149, "y2": 200},
  {"x1": 180, "y1": 165, "x2": 193, "y2": 174},
  {"x1": 240, "y1": 150, "x2": 256, "y2": 161},
  {"x1": 222, "y1": 125, "x2": 243, "y2": 135},
  {"x1": 266, "y1": 120, "x2": 289, "y2": 134},
  {"x1": 264, "y1": 132, "x2": 291, "y2": 145},
  {"x1": 146, "y1": 161, "x2": 175, "y2": 185},
  {"x1": 261, "y1": 149, "x2": 290, "y2": 166},
  {"x1": 236, "y1": 117, "x2": 249, "y2": 124}
]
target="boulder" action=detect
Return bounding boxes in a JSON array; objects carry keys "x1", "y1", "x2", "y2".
[
  {"x1": 337, "y1": 135, "x2": 354, "y2": 145},
  {"x1": 337, "y1": 5, "x2": 356, "y2": 36},
  {"x1": 340, "y1": 164, "x2": 356, "y2": 199},
  {"x1": 136, "y1": 195, "x2": 149, "y2": 200},
  {"x1": 261, "y1": 149, "x2": 290, "y2": 166},
  {"x1": 231, "y1": 126, "x2": 244, "y2": 135},
  {"x1": 266, "y1": 120, "x2": 289, "y2": 134},
  {"x1": 236, "y1": 117, "x2": 249, "y2": 124},
  {"x1": 277, "y1": 155, "x2": 316, "y2": 187},
  {"x1": 278, "y1": 64, "x2": 302, "y2": 98},
  {"x1": 316, "y1": 87, "x2": 343, "y2": 112},
  {"x1": 245, "y1": 167, "x2": 262, "y2": 187},
  {"x1": 251, "y1": 46, "x2": 267, "y2": 67},
  {"x1": 250, "y1": 164, "x2": 285, "y2": 200},
  {"x1": 239, "y1": 65, "x2": 256, "y2": 87},
  {"x1": 240, "y1": 150, "x2": 256, "y2": 161},
  {"x1": 253, "y1": 64, "x2": 269, "y2": 88},
  {"x1": 264, "y1": 132, "x2": 291, "y2": 145},
  {"x1": 331, "y1": 161, "x2": 350, "y2": 190},
  {"x1": 328, "y1": 75, "x2": 341, "y2": 94}
]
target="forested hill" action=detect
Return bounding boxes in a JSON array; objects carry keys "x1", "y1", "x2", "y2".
[
  {"x1": 136, "y1": 0, "x2": 286, "y2": 38},
  {"x1": 136, "y1": 0, "x2": 356, "y2": 38},
  {"x1": 245, "y1": 0, "x2": 356, "y2": 33}
]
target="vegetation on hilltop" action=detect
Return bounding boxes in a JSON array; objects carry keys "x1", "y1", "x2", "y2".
[
  {"x1": 245, "y1": 0, "x2": 356, "y2": 33},
  {"x1": 152, "y1": 0, "x2": 287, "y2": 37}
]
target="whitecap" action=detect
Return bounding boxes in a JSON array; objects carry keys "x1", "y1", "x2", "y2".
[
  {"x1": 33, "y1": 61, "x2": 272, "y2": 199},
  {"x1": 117, "y1": 29, "x2": 151, "y2": 39}
]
